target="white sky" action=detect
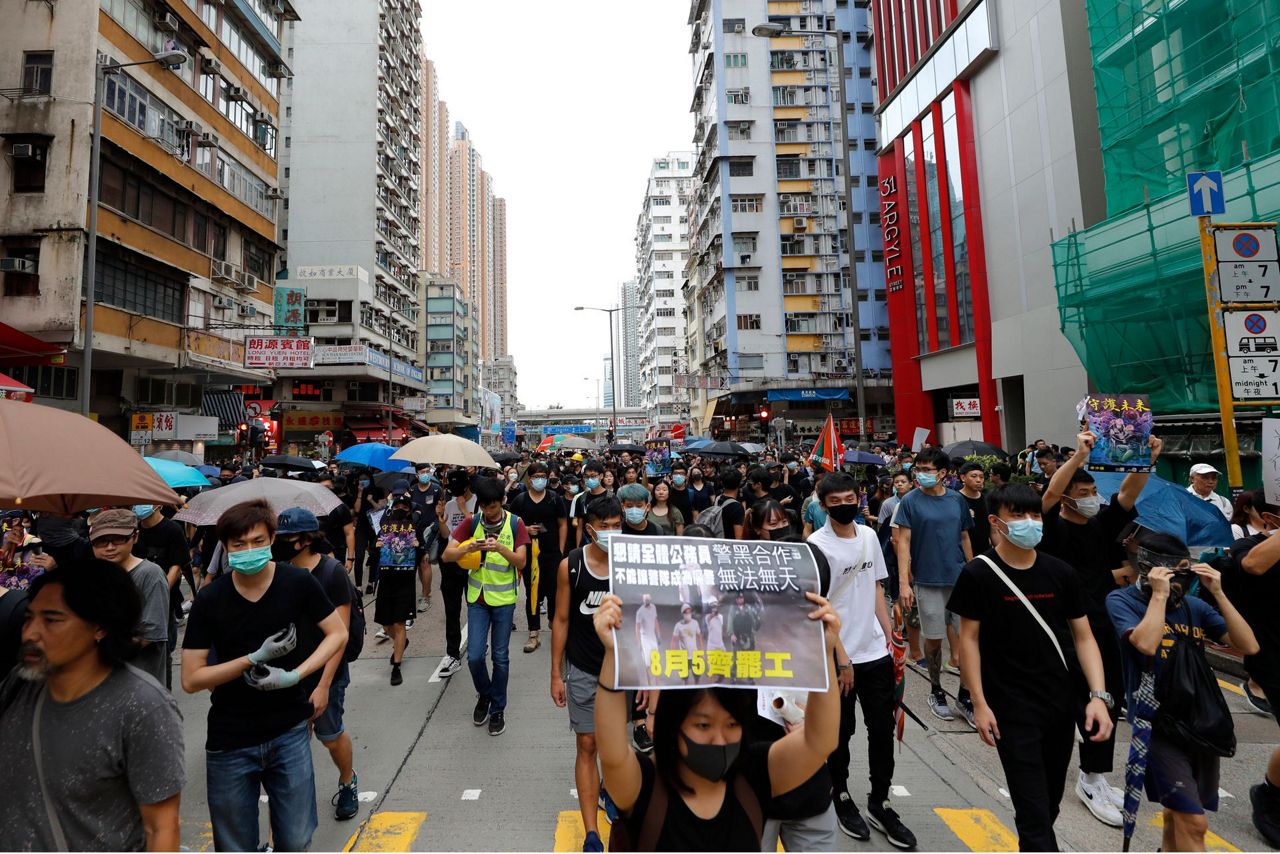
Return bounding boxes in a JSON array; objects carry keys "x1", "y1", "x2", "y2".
[{"x1": 420, "y1": 2, "x2": 693, "y2": 411}]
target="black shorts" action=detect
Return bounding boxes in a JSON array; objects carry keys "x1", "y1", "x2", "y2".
[{"x1": 1146, "y1": 734, "x2": 1220, "y2": 815}]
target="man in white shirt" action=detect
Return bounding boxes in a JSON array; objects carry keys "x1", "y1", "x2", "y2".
[
  {"x1": 1187, "y1": 463, "x2": 1232, "y2": 519},
  {"x1": 807, "y1": 472, "x2": 917, "y2": 850}
]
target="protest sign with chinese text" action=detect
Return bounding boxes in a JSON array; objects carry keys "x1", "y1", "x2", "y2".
[
  {"x1": 608, "y1": 534, "x2": 829, "y2": 692},
  {"x1": 644, "y1": 438, "x2": 672, "y2": 478},
  {"x1": 1083, "y1": 394, "x2": 1155, "y2": 472}
]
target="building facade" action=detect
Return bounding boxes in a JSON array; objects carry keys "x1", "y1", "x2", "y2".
[
  {"x1": 683, "y1": 0, "x2": 893, "y2": 446},
  {"x1": 448, "y1": 123, "x2": 507, "y2": 364},
  {"x1": 422, "y1": 276, "x2": 478, "y2": 431},
  {"x1": 617, "y1": 279, "x2": 642, "y2": 407},
  {"x1": 420, "y1": 55, "x2": 448, "y2": 278},
  {"x1": 488, "y1": 353, "x2": 518, "y2": 428},
  {"x1": 603, "y1": 356, "x2": 615, "y2": 409},
  {"x1": 871, "y1": 0, "x2": 1099, "y2": 448},
  {"x1": 0, "y1": 0, "x2": 295, "y2": 440},
  {"x1": 636, "y1": 153, "x2": 695, "y2": 434}
]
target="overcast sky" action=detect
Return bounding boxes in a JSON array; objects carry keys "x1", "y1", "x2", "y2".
[{"x1": 421, "y1": 2, "x2": 693, "y2": 411}]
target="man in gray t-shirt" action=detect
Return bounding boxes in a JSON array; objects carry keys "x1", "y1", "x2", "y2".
[{"x1": 90, "y1": 510, "x2": 171, "y2": 686}]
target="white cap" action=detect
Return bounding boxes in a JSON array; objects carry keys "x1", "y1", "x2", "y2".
[{"x1": 1189, "y1": 463, "x2": 1221, "y2": 476}]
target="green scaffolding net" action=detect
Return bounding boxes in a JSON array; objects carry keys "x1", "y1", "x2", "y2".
[{"x1": 1053, "y1": 0, "x2": 1280, "y2": 415}]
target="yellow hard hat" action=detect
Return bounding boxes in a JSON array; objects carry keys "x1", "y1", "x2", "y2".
[{"x1": 572, "y1": 453, "x2": 584, "y2": 461}]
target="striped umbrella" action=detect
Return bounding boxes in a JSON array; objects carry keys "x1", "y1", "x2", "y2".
[
  {"x1": 1122, "y1": 669, "x2": 1160, "y2": 851},
  {"x1": 808, "y1": 413, "x2": 845, "y2": 471},
  {"x1": 889, "y1": 622, "x2": 908, "y2": 745}
]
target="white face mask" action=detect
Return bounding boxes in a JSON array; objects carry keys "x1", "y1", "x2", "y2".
[{"x1": 1068, "y1": 495, "x2": 1101, "y2": 519}]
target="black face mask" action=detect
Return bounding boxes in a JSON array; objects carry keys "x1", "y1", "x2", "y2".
[
  {"x1": 271, "y1": 539, "x2": 302, "y2": 562},
  {"x1": 826, "y1": 504, "x2": 860, "y2": 525},
  {"x1": 680, "y1": 732, "x2": 741, "y2": 782},
  {"x1": 766, "y1": 527, "x2": 791, "y2": 541},
  {"x1": 448, "y1": 483, "x2": 468, "y2": 497}
]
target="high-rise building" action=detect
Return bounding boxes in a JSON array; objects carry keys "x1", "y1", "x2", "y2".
[
  {"x1": 0, "y1": 0, "x2": 295, "y2": 439},
  {"x1": 276, "y1": 0, "x2": 427, "y2": 442},
  {"x1": 492, "y1": 197, "x2": 508, "y2": 358},
  {"x1": 603, "y1": 356, "x2": 615, "y2": 409},
  {"x1": 683, "y1": 0, "x2": 891, "y2": 445},
  {"x1": 448, "y1": 124, "x2": 508, "y2": 364},
  {"x1": 617, "y1": 279, "x2": 642, "y2": 407},
  {"x1": 420, "y1": 56, "x2": 448, "y2": 277},
  {"x1": 636, "y1": 153, "x2": 695, "y2": 433},
  {"x1": 422, "y1": 276, "x2": 478, "y2": 430}
]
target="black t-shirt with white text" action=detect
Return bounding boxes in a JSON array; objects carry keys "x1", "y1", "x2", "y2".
[{"x1": 1040, "y1": 493, "x2": 1134, "y2": 616}]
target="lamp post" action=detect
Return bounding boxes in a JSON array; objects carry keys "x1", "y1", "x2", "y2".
[
  {"x1": 82, "y1": 50, "x2": 189, "y2": 418},
  {"x1": 751, "y1": 22, "x2": 868, "y2": 444},
  {"x1": 575, "y1": 305, "x2": 624, "y2": 443}
]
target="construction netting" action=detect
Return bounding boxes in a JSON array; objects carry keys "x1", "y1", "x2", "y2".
[{"x1": 1052, "y1": 0, "x2": 1280, "y2": 415}]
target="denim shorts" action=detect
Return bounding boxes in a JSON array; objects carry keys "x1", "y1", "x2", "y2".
[{"x1": 313, "y1": 662, "x2": 350, "y2": 743}]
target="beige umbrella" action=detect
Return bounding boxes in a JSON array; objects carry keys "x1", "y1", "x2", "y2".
[
  {"x1": 557, "y1": 435, "x2": 599, "y2": 451},
  {"x1": 0, "y1": 399, "x2": 181, "y2": 514},
  {"x1": 390, "y1": 433, "x2": 499, "y2": 469}
]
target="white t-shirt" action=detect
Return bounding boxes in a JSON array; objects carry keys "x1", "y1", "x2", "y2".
[
  {"x1": 635, "y1": 603, "x2": 659, "y2": 645},
  {"x1": 808, "y1": 521, "x2": 889, "y2": 664},
  {"x1": 443, "y1": 495, "x2": 478, "y2": 534},
  {"x1": 1186, "y1": 485, "x2": 1232, "y2": 519},
  {"x1": 672, "y1": 618, "x2": 700, "y2": 650}
]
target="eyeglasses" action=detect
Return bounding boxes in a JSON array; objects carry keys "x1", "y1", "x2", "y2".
[{"x1": 91, "y1": 534, "x2": 135, "y2": 547}]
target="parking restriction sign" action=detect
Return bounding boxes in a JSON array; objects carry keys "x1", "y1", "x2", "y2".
[{"x1": 1215, "y1": 227, "x2": 1280, "y2": 303}]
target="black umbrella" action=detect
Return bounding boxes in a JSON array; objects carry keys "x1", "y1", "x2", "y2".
[
  {"x1": 260, "y1": 454, "x2": 321, "y2": 472},
  {"x1": 374, "y1": 468, "x2": 414, "y2": 492},
  {"x1": 608, "y1": 443, "x2": 646, "y2": 454},
  {"x1": 941, "y1": 440, "x2": 1009, "y2": 461},
  {"x1": 491, "y1": 451, "x2": 521, "y2": 465},
  {"x1": 695, "y1": 441, "x2": 753, "y2": 459}
]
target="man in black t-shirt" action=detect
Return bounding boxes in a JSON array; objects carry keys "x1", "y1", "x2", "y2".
[
  {"x1": 318, "y1": 474, "x2": 356, "y2": 568},
  {"x1": 957, "y1": 463, "x2": 991, "y2": 552},
  {"x1": 668, "y1": 461, "x2": 693, "y2": 522},
  {"x1": 570, "y1": 460, "x2": 611, "y2": 547},
  {"x1": 408, "y1": 463, "x2": 444, "y2": 612},
  {"x1": 948, "y1": 484, "x2": 1113, "y2": 853},
  {"x1": 715, "y1": 469, "x2": 747, "y2": 539},
  {"x1": 508, "y1": 462, "x2": 568, "y2": 652},
  {"x1": 181, "y1": 500, "x2": 348, "y2": 852},
  {"x1": 133, "y1": 503, "x2": 191, "y2": 683},
  {"x1": 618, "y1": 483, "x2": 661, "y2": 536}
]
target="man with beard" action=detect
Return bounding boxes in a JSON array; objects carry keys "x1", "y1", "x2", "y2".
[{"x1": 0, "y1": 560, "x2": 185, "y2": 851}]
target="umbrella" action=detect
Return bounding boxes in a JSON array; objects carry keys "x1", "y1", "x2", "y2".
[
  {"x1": 260, "y1": 454, "x2": 319, "y2": 472},
  {"x1": 196, "y1": 465, "x2": 220, "y2": 477},
  {"x1": 335, "y1": 442, "x2": 401, "y2": 472},
  {"x1": 491, "y1": 451, "x2": 521, "y2": 465},
  {"x1": 942, "y1": 439, "x2": 1010, "y2": 460},
  {"x1": 695, "y1": 441, "x2": 753, "y2": 459},
  {"x1": 0, "y1": 399, "x2": 180, "y2": 514},
  {"x1": 151, "y1": 449, "x2": 202, "y2": 466},
  {"x1": 173, "y1": 478, "x2": 344, "y2": 526},
  {"x1": 683, "y1": 438, "x2": 713, "y2": 450},
  {"x1": 391, "y1": 433, "x2": 499, "y2": 469},
  {"x1": 375, "y1": 467, "x2": 415, "y2": 491},
  {"x1": 844, "y1": 449, "x2": 886, "y2": 466},
  {"x1": 557, "y1": 435, "x2": 598, "y2": 452},
  {"x1": 1122, "y1": 669, "x2": 1161, "y2": 851},
  {"x1": 1090, "y1": 472, "x2": 1233, "y2": 549},
  {"x1": 609, "y1": 442, "x2": 646, "y2": 454},
  {"x1": 739, "y1": 442, "x2": 765, "y2": 455},
  {"x1": 144, "y1": 457, "x2": 212, "y2": 489}
]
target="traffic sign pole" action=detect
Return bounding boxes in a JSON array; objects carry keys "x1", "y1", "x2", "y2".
[{"x1": 1201, "y1": 214, "x2": 1246, "y2": 490}]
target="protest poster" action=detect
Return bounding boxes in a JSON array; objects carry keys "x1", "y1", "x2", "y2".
[
  {"x1": 644, "y1": 438, "x2": 672, "y2": 478},
  {"x1": 608, "y1": 534, "x2": 829, "y2": 692},
  {"x1": 1082, "y1": 394, "x2": 1155, "y2": 472}
]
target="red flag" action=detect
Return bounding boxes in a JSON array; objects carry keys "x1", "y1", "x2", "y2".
[{"x1": 808, "y1": 413, "x2": 845, "y2": 470}]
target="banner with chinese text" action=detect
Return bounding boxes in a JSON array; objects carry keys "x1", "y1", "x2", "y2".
[
  {"x1": 644, "y1": 438, "x2": 672, "y2": 477},
  {"x1": 274, "y1": 286, "x2": 306, "y2": 337},
  {"x1": 1083, "y1": 394, "x2": 1155, "y2": 473},
  {"x1": 608, "y1": 534, "x2": 828, "y2": 692},
  {"x1": 243, "y1": 337, "x2": 315, "y2": 369}
]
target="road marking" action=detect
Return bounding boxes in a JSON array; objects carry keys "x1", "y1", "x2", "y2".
[
  {"x1": 357, "y1": 791, "x2": 379, "y2": 803},
  {"x1": 1219, "y1": 787, "x2": 1234, "y2": 799},
  {"x1": 934, "y1": 808, "x2": 1019, "y2": 852},
  {"x1": 569, "y1": 788, "x2": 578, "y2": 799},
  {"x1": 429, "y1": 625, "x2": 468, "y2": 682},
  {"x1": 554, "y1": 810, "x2": 611, "y2": 852},
  {"x1": 344, "y1": 811, "x2": 427, "y2": 852},
  {"x1": 1218, "y1": 678, "x2": 1245, "y2": 696},
  {"x1": 461, "y1": 789, "x2": 481, "y2": 800},
  {"x1": 1151, "y1": 811, "x2": 1240, "y2": 851},
  {"x1": 997, "y1": 787, "x2": 1010, "y2": 798},
  {"x1": 890, "y1": 784, "x2": 911, "y2": 797}
]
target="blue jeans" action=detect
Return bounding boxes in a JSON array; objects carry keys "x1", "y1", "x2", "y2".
[
  {"x1": 467, "y1": 601, "x2": 515, "y2": 712},
  {"x1": 206, "y1": 722, "x2": 317, "y2": 852}
]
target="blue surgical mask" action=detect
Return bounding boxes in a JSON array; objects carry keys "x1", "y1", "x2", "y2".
[
  {"x1": 359, "y1": 479, "x2": 371, "y2": 488},
  {"x1": 625, "y1": 507, "x2": 647, "y2": 526},
  {"x1": 418, "y1": 473, "x2": 433, "y2": 485},
  {"x1": 901, "y1": 463, "x2": 912, "y2": 472},
  {"x1": 227, "y1": 544, "x2": 272, "y2": 575},
  {"x1": 568, "y1": 484, "x2": 580, "y2": 494},
  {"x1": 1001, "y1": 518, "x2": 1044, "y2": 550},
  {"x1": 531, "y1": 477, "x2": 548, "y2": 492},
  {"x1": 133, "y1": 504, "x2": 156, "y2": 521},
  {"x1": 915, "y1": 471, "x2": 938, "y2": 488},
  {"x1": 592, "y1": 527, "x2": 617, "y2": 548},
  {"x1": 585, "y1": 477, "x2": 601, "y2": 490},
  {"x1": 787, "y1": 462, "x2": 798, "y2": 471},
  {"x1": 672, "y1": 475, "x2": 687, "y2": 487}
]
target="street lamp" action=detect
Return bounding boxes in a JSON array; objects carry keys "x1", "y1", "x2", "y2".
[
  {"x1": 82, "y1": 49, "x2": 189, "y2": 417},
  {"x1": 575, "y1": 304, "x2": 622, "y2": 443},
  {"x1": 751, "y1": 21, "x2": 869, "y2": 444}
]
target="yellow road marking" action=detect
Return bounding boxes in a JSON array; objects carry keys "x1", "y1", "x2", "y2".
[
  {"x1": 1151, "y1": 811, "x2": 1241, "y2": 852},
  {"x1": 1218, "y1": 678, "x2": 1245, "y2": 696},
  {"x1": 554, "y1": 810, "x2": 611, "y2": 852},
  {"x1": 344, "y1": 811, "x2": 427, "y2": 852},
  {"x1": 934, "y1": 807, "x2": 1019, "y2": 852}
]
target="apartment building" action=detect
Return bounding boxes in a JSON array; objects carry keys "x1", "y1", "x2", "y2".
[
  {"x1": 273, "y1": 0, "x2": 429, "y2": 443},
  {"x1": 489, "y1": 353, "x2": 518, "y2": 428},
  {"x1": 448, "y1": 123, "x2": 507, "y2": 363},
  {"x1": 636, "y1": 153, "x2": 695, "y2": 434},
  {"x1": 422, "y1": 276, "x2": 479, "y2": 433},
  {"x1": 617, "y1": 279, "x2": 642, "y2": 407},
  {"x1": 0, "y1": 0, "x2": 295, "y2": 438},
  {"x1": 683, "y1": 0, "x2": 893, "y2": 445},
  {"x1": 420, "y1": 55, "x2": 449, "y2": 278}
]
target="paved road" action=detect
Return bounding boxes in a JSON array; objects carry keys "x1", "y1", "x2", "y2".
[{"x1": 173, "y1": 589, "x2": 1278, "y2": 852}]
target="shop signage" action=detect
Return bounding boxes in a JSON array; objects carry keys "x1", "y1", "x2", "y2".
[
  {"x1": 283, "y1": 410, "x2": 345, "y2": 431},
  {"x1": 244, "y1": 337, "x2": 315, "y2": 369}
]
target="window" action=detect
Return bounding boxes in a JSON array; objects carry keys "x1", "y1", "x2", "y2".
[
  {"x1": 657, "y1": 308, "x2": 676, "y2": 318},
  {"x1": 8, "y1": 365, "x2": 78, "y2": 399},
  {"x1": 728, "y1": 159, "x2": 753, "y2": 177},
  {"x1": 652, "y1": 215, "x2": 672, "y2": 224},
  {"x1": 772, "y1": 87, "x2": 798, "y2": 106},
  {"x1": 22, "y1": 52, "x2": 53, "y2": 95},
  {"x1": 652, "y1": 196, "x2": 671, "y2": 206},
  {"x1": 738, "y1": 354, "x2": 764, "y2": 371},
  {"x1": 732, "y1": 234, "x2": 757, "y2": 253},
  {"x1": 736, "y1": 314, "x2": 761, "y2": 330},
  {"x1": 1, "y1": 239, "x2": 40, "y2": 296},
  {"x1": 775, "y1": 121, "x2": 799, "y2": 143},
  {"x1": 730, "y1": 195, "x2": 763, "y2": 213},
  {"x1": 776, "y1": 157, "x2": 801, "y2": 179},
  {"x1": 725, "y1": 53, "x2": 748, "y2": 68},
  {"x1": 656, "y1": 289, "x2": 675, "y2": 298},
  {"x1": 726, "y1": 88, "x2": 750, "y2": 105},
  {"x1": 655, "y1": 251, "x2": 674, "y2": 261},
  {"x1": 736, "y1": 275, "x2": 759, "y2": 292},
  {"x1": 723, "y1": 18, "x2": 745, "y2": 32},
  {"x1": 11, "y1": 140, "x2": 48, "y2": 193},
  {"x1": 727, "y1": 122, "x2": 752, "y2": 141},
  {"x1": 94, "y1": 246, "x2": 184, "y2": 324},
  {"x1": 654, "y1": 233, "x2": 672, "y2": 243}
]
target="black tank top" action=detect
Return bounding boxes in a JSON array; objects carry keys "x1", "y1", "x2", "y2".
[{"x1": 566, "y1": 546, "x2": 611, "y2": 676}]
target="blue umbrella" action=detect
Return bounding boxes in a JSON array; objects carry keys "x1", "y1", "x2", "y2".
[
  {"x1": 335, "y1": 442, "x2": 401, "y2": 471},
  {"x1": 1090, "y1": 472, "x2": 1233, "y2": 548},
  {"x1": 844, "y1": 449, "x2": 887, "y2": 466},
  {"x1": 144, "y1": 457, "x2": 211, "y2": 489},
  {"x1": 684, "y1": 438, "x2": 713, "y2": 450},
  {"x1": 1121, "y1": 669, "x2": 1161, "y2": 851},
  {"x1": 197, "y1": 465, "x2": 219, "y2": 477}
]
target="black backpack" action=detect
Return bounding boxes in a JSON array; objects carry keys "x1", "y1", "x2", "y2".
[
  {"x1": 607, "y1": 760, "x2": 762, "y2": 851},
  {"x1": 1153, "y1": 603, "x2": 1236, "y2": 757},
  {"x1": 317, "y1": 556, "x2": 366, "y2": 663}
]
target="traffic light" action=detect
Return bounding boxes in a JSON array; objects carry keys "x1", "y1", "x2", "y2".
[
  {"x1": 759, "y1": 408, "x2": 770, "y2": 421},
  {"x1": 237, "y1": 422, "x2": 249, "y2": 445},
  {"x1": 606, "y1": 429, "x2": 615, "y2": 444},
  {"x1": 249, "y1": 420, "x2": 266, "y2": 447}
]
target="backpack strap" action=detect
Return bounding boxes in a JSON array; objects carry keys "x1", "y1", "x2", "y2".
[
  {"x1": 975, "y1": 554, "x2": 1067, "y2": 670},
  {"x1": 734, "y1": 773, "x2": 764, "y2": 844},
  {"x1": 636, "y1": 769, "x2": 668, "y2": 852}
]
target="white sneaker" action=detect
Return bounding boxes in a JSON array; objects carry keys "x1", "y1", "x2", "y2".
[
  {"x1": 1075, "y1": 776, "x2": 1123, "y2": 827},
  {"x1": 417, "y1": 596, "x2": 429, "y2": 611},
  {"x1": 375, "y1": 628, "x2": 390, "y2": 643},
  {"x1": 1106, "y1": 784, "x2": 1126, "y2": 810},
  {"x1": 181, "y1": 600, "x2": 194, "y2": 614},
  {"x1": 439, "y1": 656, "x2": 463, "y2": 676}
]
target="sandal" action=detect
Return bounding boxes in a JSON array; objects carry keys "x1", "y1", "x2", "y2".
[{"x1": 523, "y1": 633, "x2": 540, "y2": 653}]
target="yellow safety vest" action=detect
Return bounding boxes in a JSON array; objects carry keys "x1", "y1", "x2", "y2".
[{"x1": 464, "y1": 511, "x2": 519, "y2": 606}]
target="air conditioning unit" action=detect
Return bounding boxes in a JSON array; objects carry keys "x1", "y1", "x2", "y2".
[
  {"x1": 266, "y1": 62, "x2": 288, "y2": 79},
  {"x1": 734, "y1": 22, "x2": 745, "y2": 32},
  {"x1": 211, "y1": 295, "x2": 234, "y2": 309},
  {"x1": 305, "y1": 299, "x2": 322, "y2": 308},
  {"x1": 793, "y1": 217, "x2": 809, "y2": 229},
  {"x1": 254, "y1": 110, "x2": 273, "y2": 124},
  {"x1": 265, "y1": 187, "x2": 284, "y2": 200},
  {"x1": 0, "y1": 258, "x2": 35, "y2": 274},
  {"x1": 835, "y1": 358, "x2": 848, "y2": 368},
  {"x1": 235, "y1": 271, "x2": 258, "y2": 292},
  {"x1": 153, "y1": 11, "x2": 180, "y2": 32},
  {"x1": 348, "y1": 381, "x2": 362, "y2": 391},
  {"x1": 779, "y1": 194, "x2": 792, "y2": 202},
  {"x1": 200, "y1": 57, "x2": 221, "y2": 75},
  {"x1": 784, "y1": 273, "x2": 799, "y2": 282},
  {"x1": 237, "y1": 304, "x2": 258, "y2": 317},
  {"x1": 739, "y1": 254, "x2": 752, "y2": 265},
  {"x1": 225, "y1": 86, "x2": 249, "y2": 102},
  {"x1": 210, "y1": 260, "x2": 238, "y2": 284},
  {"x1": 197, "y1": 131, "x2": 219, "y2": 148},
  {"x1": 11, "y1": 144, "x2": 34, "y2": 158},
  {"x1": 176, "y1": 120, "x2": 200, "y2": 134}
]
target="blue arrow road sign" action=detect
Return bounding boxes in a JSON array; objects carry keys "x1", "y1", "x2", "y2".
[{"x1": 1187, "y1": 170, "x2": 1226, "y2": 216}]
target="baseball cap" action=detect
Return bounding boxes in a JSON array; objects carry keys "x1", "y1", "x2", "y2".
[
  {"x1": 276, "y1": 507, "x2": 320, "y2": 535},
  {"x1": 89, "y1": 508, "x2": 138, "y2": 541},
  {"x1": 1189, "y1": 463, "x2": 1221, "y2": 476}
]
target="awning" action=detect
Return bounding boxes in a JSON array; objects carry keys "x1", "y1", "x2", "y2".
[
  {"x1": 201, "y1": 390, "x2": 245, "y2": 430},
  {"x1": 409, "y1": 419, "x2": 432, "y2": 434},
  {"x1": 701, "y1": 397, "x2": 721, "y2": 428},
  {"x1": 0, "y1": 370, "x2": 34, "y2": 402},
  {"x1": 0, "y1": 322, "x2": 65, "y2": 367},
  {"x1": 767, "y1": 388, "x2": 850, "y2": 402},
  {"x1": 345, "y1": 420, "x2": 410, "y2": 442}
]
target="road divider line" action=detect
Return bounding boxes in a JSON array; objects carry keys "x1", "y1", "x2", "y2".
[
  {"x1": 344, "y1": 811, "x2": 427, "y2": 852},
  {"x1": 1151, "y1": 811, "x2": 1240, "y2": 852},
  {"x1": 461, "y1": 789, "x2": 481, "y2": 800},
  {"x1": 934, "y1": 808, "x2": 1019, "y2": 852},
  {"x1": 554, "y1": 810, "x2": 611, "y2": 852},
  {"x1": 1218, "y1": 678, "x2": 1245, "y2": 696}
]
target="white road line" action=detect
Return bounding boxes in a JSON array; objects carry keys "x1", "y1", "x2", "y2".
[
  {"x1": 1219, "y1": 788, "x2": 1234, "y2": 799},
  {"x1": 429, "y1": 624, "x2": 468, "y2": 682},
  {"x1": 890, "y1": 785, "x2": 911, "y2": 797},
  {"x1": 570, "y1": 788, "x2": 579, "y2": 800},
  {"x1": 358, "y1": 791, "x2": 379, "y2": 803},
  {"x1": 997, "y1": 787, "x2": 1011, "y2": 799},
  {"x1": 461, "y1": 789, "x2": 481, "y2": 800}
]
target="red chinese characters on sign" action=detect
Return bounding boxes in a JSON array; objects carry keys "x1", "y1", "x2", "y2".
[
  {"x1": 950, "y1": 398, "x2": 981, "y2": 418},
  {"x1": 282, "y1": 410, "x2": 345, "y2": 431}
]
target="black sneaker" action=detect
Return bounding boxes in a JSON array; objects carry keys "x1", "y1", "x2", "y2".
[
  {"x1": 868, "y1": 798, "x2": 918, "y2": 850},
  {"x1": 488, "y1": 710, "x2": 506, "y2": 736},
  {"x1": 834, "y1": 791, "x2": 870, "y2": 840},
  {"x1": 1251, "y1": 783, "x2": 1280, "y2": 848},
  {"x1": 472, "y1": 696, "x2": 490, "y2": 726},
  {"x1": 632, "y1": 723, "x2": 654, "y2": 754},
  {"x1": 389, "y1": 664, "x2": 402, "y2": 686}
]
